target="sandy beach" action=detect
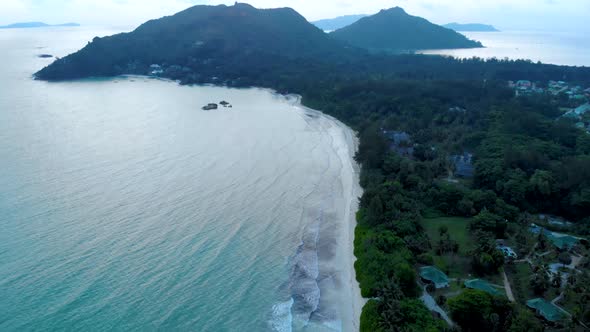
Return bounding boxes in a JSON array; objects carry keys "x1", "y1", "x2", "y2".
[
  {"x1": 338, "y1": 120, "x2": 366, "y2": 332},
  {"x1": 293, "y1": 96, "x2": 366, "y2": 332}
]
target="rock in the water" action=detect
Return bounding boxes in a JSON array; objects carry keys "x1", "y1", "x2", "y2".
[{"x1": 202, "y1": 103, "x2": 218, "y2": 111}]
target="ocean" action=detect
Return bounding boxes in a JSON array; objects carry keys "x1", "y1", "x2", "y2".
[
  {"x1": 420, "y1": 30, "x2": 590, "y2": 67},
  {"x1": 0, "y1": 27, "x2": 362, "y2": 331}
]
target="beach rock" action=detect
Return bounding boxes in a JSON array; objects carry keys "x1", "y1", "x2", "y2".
[{"x1": 202, "y1": 103, "x2": 218, "y2": 110}]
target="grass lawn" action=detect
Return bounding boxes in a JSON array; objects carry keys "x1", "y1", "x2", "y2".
[
  {"x1": 432, "y1": 254, "x2": 473, "y2": 279},
  {"x1": 422, "y1": 216, "x2": 474, "y2": 254},
  {"x1": 505, "y1": 262, "x2": 534, "y2": 304}
]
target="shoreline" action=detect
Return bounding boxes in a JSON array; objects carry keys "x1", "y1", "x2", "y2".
[
  {"x1": 294, "y1": 98, "x2": 366, "y2": 332},
  {"x1": 36, "y1": 76, "x2": 366, "y2": 331},
  {"x1": 339, "y1": 120, "x2": 366, "y2": 332}
]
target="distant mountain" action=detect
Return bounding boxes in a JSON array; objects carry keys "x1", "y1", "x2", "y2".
[
  {"x1": 35, "y1": 3, "x2": 361, "y2": 81},
  {"x1": 0, "y1": 22, "x2": 80, "y2": 29},
  {"x1": 312, "y1": 15, "x2": 367, "y2": 31},
  {"x1": 444, "y1": 23, "x2": 499, "y2": 32},
  {"x1": 54, "y1": 23, "x2": 80, "y2": 27},
  {"x1": 330, "y1": 7, "x2": 483, "y2": 52}
]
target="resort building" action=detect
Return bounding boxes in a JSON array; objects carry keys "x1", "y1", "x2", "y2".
[
  {"x1": 419, "y1": 266, "x2": 450, "y2": 289},
  {"x1": 497, "y1": 245, "x2": 518, "y2": 260},
  {"x1": 383, "y1": 130, "x2": 414, "y2": 157},
  {"x1": 464, "y1": 279, "x2": 502, "y2": 296},
  {"x1": 450, "y1": 153, "x2": 474, "y2": 178},
  {"x1": 526, "y1": 298, "x2": 566, "y2": 323},
  {"x1": 529, "y1": 224, "x2": 585, "y2": 251}
]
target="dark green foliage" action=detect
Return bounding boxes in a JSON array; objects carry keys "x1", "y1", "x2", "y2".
[
  {"x1": 507, "y1": 308, "x2": 544, "y2": 332},
  {"x1": 448, "y1": 289, "x2": 513, "y2": 332},
  {"x1": 471, "y1": 231, "x2": 505, "y2": 275},
  {"x1": 379, "y1": 280, "x2": 443, "y2": 331},
  {"x1": 417, "y1": 253, "x2": 434, "y2": 265},
  {"x1": 436, "y1": 226, "x2": 460, "y2": 255},
  {"x1": 360, "y1": 280, "x2": 443, "y2": 332},
  {"x1": 558, "y1": 252, "x2": 572, "y2": 265},
  {"x1": 530, "y1": 264, "x2": 551, "y2": 295},
  {"x1": 470, "y1": 209, "x2": 507, "y2": 238},
  {"x1": 579, "y1": 218, "x2": 590, "y2": 236},
  {"x1": 568, "y1": 271, "x2": 590, "y2": 325},
  {"x1": 330, "y1": 7, "x2": 482, "y2": 52},
  {"x1": 353, "y1": 227, "x2": 418, "y2": 297},
  {"x1": 360, "y1": 300, "x2": 383, "y2": 332}
]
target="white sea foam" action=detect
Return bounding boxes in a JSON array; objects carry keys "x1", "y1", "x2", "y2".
[{"x1": 270, "y1": 298, "x2": 294, "y2": 332}]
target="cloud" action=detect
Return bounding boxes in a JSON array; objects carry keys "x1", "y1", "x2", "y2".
[
  {"x1": 1, "y1": 0, "x2": 202, "y2": 26},
  {"x1": 0, "y1": 0, "x2": 588, "y2": 32}
]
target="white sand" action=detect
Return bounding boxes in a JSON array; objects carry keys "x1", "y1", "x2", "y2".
[
  {"x1": 293, "y1": 96, "x2": 366, "y2": 332},
  {"x1": 338, "y1": 121, "x2": 366, "y2": 332}
]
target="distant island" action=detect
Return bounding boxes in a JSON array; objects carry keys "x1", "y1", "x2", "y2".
[
  {"x1": 312, "y1": 14, "x2": 367, "y2": 31},
  {"x1": 330, "y1": 7, "x2": 483, "y2": 52},
  {"x1": 0, "y1": 22, "x2": 80, "y2": 29},
  {"x1": 443, "y1": 23, "x2": 499, "y2": 32}
]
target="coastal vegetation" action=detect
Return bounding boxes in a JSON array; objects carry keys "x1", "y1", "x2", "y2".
[{"x1": 34, "y1": 3, "x2": 590, "y2": 331}]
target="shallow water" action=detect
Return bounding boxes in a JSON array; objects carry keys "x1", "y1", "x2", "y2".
[{"x1": 0, "y1": 28, "x2": 358, "y2": 331}]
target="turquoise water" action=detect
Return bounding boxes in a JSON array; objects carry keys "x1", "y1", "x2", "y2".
[{"x1": 0, "y1": 28, "x2": 359, "y2": 331}]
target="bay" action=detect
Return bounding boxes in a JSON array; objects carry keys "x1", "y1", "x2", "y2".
[{"x1": 0, "y1": 27, "x2": 361, "y2": 331}]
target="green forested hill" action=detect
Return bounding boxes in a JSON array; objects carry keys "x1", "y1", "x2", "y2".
[
  {"x1": 35, "y1": 3, "x2": 359, "y2": 80},
  {"x1": 330, "y1": 7, "x2": 482, "y2": 52}
]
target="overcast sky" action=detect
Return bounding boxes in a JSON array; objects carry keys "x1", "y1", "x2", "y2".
[{"x1": 1, "y1": 0, "x2": 588, "y2": 32}]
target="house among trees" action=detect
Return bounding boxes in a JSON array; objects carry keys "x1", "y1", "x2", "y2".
[
  {"x1": 150, "y1": 64, "x2": 164, "y2": 76},
  {"x1": 529, "y1": 224, "x2": 585, "y2": 251},
  {"x1": 539, "y1": 215, "x2": 573, "y2": 228},
  {"x1": 383, "y1": 130, "x2": 414, "y2": 157},
  {"x1": 449, "y1": 152, "x2": 474, "y2": 178},
  {"x1": 516, "y1": 80, "x2": 532, "y2": 89},
  {"x1": 550, "y1": 234, "x2": 583, "y2": 251},
  {"x1": 497, "y1": 245, "x2": 518, "y2": 260},
  {"x1": 419, "y1": 266, "x2": 449, "y2": 289},
  {"x1": 575, "y1": 103, "x2": 590, "y2": 116},
  {"x1": 526, "y1": 298, "x2": 566, "y2": 323}
]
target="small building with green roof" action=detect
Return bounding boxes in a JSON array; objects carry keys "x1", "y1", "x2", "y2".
[
  {"x1": 464, "y1": 279, "x2": 502, "y2": 296},
  {"x1": 526, "y1": 298, "x2": 567, "y2": 323},
  {"x1": 529, "y1": 224, "x2": 585, "y2": 251},
  {"x1": 550, "y1": 234, "x2": 581, "y2": 250},
  {"x1": 419, "y1": 266, "x2": 449, "y2": 289}
]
